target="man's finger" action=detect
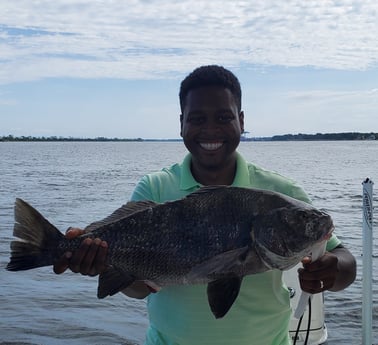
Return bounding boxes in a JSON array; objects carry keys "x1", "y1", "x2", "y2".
[
  {"x1": 69, "y1": 238, "x2": 92, "y2": 273},
  {"x1": 53, "y1": 252, "x2": 72, "y2": 274},
  {"x1": 65, "y1": 227, "x2": 85, "y2": 239},
  {"x1": 94, "y1": 241, "x2": 108, "y2": 274},
  {"x1": 80, "y1": 238, "x2": 102, "y2": 275},
  {"x1": 301, "y1": 256, "x2": 312, "y2": 265}
]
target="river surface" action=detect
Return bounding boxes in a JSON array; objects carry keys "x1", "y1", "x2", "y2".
[{"x1": 0, "y1": 141, "x2": 377, "y2": 344}]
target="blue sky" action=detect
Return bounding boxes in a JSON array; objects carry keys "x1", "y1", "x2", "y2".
[{"x1": 0, "y1": 0, "x2": 377, "y2": 139}]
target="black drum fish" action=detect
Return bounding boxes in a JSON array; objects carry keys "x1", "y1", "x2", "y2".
[{"x1": 6, "y1": 186, "x2": 333, "y2": 318}]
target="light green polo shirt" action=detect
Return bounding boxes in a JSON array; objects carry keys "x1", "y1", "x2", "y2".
[{"x1": 131, "y1": 152, "x2": 340, "y2": 345}]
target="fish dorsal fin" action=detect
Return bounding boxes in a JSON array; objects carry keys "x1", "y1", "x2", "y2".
[
  {"x1": 185, "y1": 185, "x2": 229, "y2": 199},
  {"x1": 207, "y1": 276, "x2": 243, "y2": 318},
  {"x1": 85, "y1": 200, "x2": 157, "y2": 232}
]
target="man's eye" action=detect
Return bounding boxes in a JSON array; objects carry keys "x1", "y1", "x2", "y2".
[
  {"x1": 218, "y1": 115, "x2": 234, "y2": 123},
  {"x1": 188, "y1": 117, "x2": 204, "y2": 125}
]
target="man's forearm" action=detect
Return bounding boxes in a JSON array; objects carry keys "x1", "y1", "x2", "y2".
[
  {"x1": 121, "y1": 281, "x2": 151, "y2": 299},
  {"x1": 329, "y1": 245, "x2": 356, "y2": 291}
]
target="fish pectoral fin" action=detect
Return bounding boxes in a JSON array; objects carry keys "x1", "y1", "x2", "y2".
[
  {"x1": 207, "y1": 276, "x2": 243, "y2": 319},
  {"x1": 97, "y1": 268, "x2": 135, "y2": 299},
  {"x1": 187, "y1": 246, "x2": 250, "y2": 280}
]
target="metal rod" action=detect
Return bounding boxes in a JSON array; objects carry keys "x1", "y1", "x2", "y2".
[{"x1": 362, "y1": 178, "x2": 373, "y2": 345}]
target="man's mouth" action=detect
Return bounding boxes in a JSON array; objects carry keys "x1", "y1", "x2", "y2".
[{"x1": 199, "y1": 142, "x2": 223, "y2": 151}]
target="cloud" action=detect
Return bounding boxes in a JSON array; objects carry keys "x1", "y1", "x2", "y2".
[
  {"x1": 274, "y1": 88, "x2": 378, "y2": 132},
  {"x1": 0, "y1": 0, "x2": 377, "y2": 84},
  {"x1": 285, "y1": 89, "x2": 378, "y2": 105}
]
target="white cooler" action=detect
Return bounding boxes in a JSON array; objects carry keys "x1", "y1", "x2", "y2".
[{"x1": 283, "y1": 264, "x2": 328, "y2": 345}]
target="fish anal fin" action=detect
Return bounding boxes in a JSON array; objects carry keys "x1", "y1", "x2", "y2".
[
  {"x1": 97, "y1": 268, "x2": 136, "y2": 299},
  {"x1": 85, "y1": 200, "x2": 157, "y2": 232},
  {"x1": 207, "y1": 276, "x2": 242, "y2": 319}
]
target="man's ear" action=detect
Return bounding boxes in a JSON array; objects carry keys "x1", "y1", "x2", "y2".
[
  {"x1": 239, "y1": 111, "x2": 245, "y2": 133},
  {"x1": 180, "y1": 114, "x2": 183, "y2": 137}
]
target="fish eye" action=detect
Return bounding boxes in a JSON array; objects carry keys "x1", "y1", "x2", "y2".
[{"x1": 296, "y1": 210, "x2": 309, "y2": 220}]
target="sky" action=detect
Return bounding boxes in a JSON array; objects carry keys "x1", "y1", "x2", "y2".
[{"x1": 0, "y1": 0, "x2": 377, "y2": 139}]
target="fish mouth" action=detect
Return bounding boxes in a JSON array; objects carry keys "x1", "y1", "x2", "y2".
[{"x1": 199, "y1": 141, "x2": 224, "y2": 151}]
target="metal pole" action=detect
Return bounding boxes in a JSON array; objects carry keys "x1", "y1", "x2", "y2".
[{"x1": 362, "y1": 178, "x2": 373, "y2": 345}]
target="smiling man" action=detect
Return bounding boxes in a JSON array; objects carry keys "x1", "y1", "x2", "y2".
[
  {"x1": 179, "y1": 76, "x2": 244, "y2": 186},
  {"x1": 54, "y1": 65, "x2": 356, "y2": 345}
]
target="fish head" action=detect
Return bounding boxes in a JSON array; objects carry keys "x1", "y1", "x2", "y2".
[
  {"x1": 253, "y1": 206, "x2": 334, "y2": 269},
  {"x1": 278, "y1": 206, "x2": 333, "y2": 243}
]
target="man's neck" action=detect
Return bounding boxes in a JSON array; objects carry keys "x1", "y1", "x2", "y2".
[{"x1": 190, "y1": 159, "x2": 237, "y2": 186}]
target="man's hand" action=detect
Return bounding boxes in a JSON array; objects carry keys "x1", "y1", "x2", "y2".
[
  {"x1": 297, "y1": 252, "x2": 338, "y2": 294},
  {"x1": 298, "y1": 245, "x2": 356, "y2": 294},
  {"x1": 53, "y1": 228, "x2": 108, "y2": 276}
]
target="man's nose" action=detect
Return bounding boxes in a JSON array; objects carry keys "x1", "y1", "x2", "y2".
[{"x1": 201, "y1": 117, "x2": 221, "y2": 132}]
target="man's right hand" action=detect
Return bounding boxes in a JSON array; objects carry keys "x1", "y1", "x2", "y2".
[
  {"x1": 53, "y1": 227, "x2": 152, "y2": 299},
  {"x1": 53, "y1": 228, "x2": 108, "y2": 276}
]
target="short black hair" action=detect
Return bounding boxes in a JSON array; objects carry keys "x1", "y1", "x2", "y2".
[{"x1": 179, "y1": 65, "x2": 242, "y2": 112}]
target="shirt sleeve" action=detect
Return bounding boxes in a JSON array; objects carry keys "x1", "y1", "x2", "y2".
[
  {"x1": 326, "y1": 233, "x2": 342, "y2": 251},
  {"x1": 130, "y1": 175, "x2": 155, "y2": 202}
]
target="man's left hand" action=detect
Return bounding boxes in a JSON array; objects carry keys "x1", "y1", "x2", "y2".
[{"x1": 297, "y1": 252, "x2": 339, "y2": 294}]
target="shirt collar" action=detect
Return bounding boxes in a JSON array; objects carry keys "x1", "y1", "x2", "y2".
[
  {"x1": 232, "y1": 152, "x2": 251, "y2": 188},
  {"x1": 179, "y1": 152, "x2": 250, "y2": 191},
  {"x1": 180, "y1": 153, "x2": 201, "y2": 191}
]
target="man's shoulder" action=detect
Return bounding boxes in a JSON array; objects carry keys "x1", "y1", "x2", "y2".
[
  {"x1": 245, "y1": 161, "x2": 290, "y2": 183},
  {"x1": 131, "y1": 162, "x2": 183, "y2": 202},
  {"x1": 144, "y1": 162, "x2": 182, "y2": 183},
  {"x1": 245, "y1": 162, "x2": 310, "y2": 202}
]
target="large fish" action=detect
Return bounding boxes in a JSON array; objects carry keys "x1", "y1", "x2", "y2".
[{"x1": 6, "y1": 186, "x2": 333, "y2": 318}]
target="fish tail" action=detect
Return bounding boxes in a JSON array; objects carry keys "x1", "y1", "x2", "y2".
[{"x1": 6, "y1": 198, "x2": 64, "y2": 271}]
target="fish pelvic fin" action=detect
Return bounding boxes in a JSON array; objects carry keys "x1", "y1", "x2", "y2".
[
  {"x1": 207, "y1": 276, "x2": 243, "y2": 319},
  {"x1": 97, "y1": 268, "x2": 136, "y2": 298},
  {"x1": 6, "y1": 198, "x2": 64, "y2": 271}
]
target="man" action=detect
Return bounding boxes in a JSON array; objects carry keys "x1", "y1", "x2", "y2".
[{"x1": 54, "y1": 65, "x2": 356, "y2": 345}]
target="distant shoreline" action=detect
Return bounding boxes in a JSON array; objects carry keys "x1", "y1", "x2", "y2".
[
  {"x1": 1, "y1": 132, "x2": 377, "y2": 142},
  {"x1": 0, "y1": 136, "x2": 180, "y2": 142}
]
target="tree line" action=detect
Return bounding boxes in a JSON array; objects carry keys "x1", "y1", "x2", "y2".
[
  {"x1": 0, "y1": 135, "x2": 143, "y2": 142},
  {"x1": 269, "y1": 132, "x2": 377, "y2": 141},
  {"x1": 1, "y1": 132, "x2": 377, "y2": 142}
]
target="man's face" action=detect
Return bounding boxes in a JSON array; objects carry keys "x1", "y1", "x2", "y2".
[{"x1": 180, "y1": 85, "x2": 244, "y2": 171}]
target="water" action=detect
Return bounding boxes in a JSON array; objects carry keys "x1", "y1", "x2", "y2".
[{"x1": 0, "y1": 141, "x2": 377, "y2": 344}]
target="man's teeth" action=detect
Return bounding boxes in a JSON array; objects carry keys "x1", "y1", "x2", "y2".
[{"x1": 200, "y1": 142, "x2": 223, "y2": 151}]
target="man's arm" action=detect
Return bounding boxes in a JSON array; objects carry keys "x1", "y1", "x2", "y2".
[{"x1": 327, "y1": 245, "x2": 357, "y2": 291}]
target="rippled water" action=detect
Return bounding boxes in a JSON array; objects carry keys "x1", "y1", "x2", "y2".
[{"x1": 0, "y1": 141, "x2": 377, "y2": 344}]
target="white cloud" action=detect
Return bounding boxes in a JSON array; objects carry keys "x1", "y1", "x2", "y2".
[
  {"x1": 278, "y1": 88, "x2": 378, "y2": 132},
  {"x1": 286, "y1": 89, "x2": 378, "y2": 102},
  {"x1": 0, "y1": 0, "x2": 377, "y2": 84},
  {"x1": 241, "y1": 86, "x2": 378, "y2": 137}
]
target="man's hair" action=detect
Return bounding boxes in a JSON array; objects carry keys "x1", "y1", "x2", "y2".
[{"x1": 179, "y1": 65, "x2": 242, "y2": 112}]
